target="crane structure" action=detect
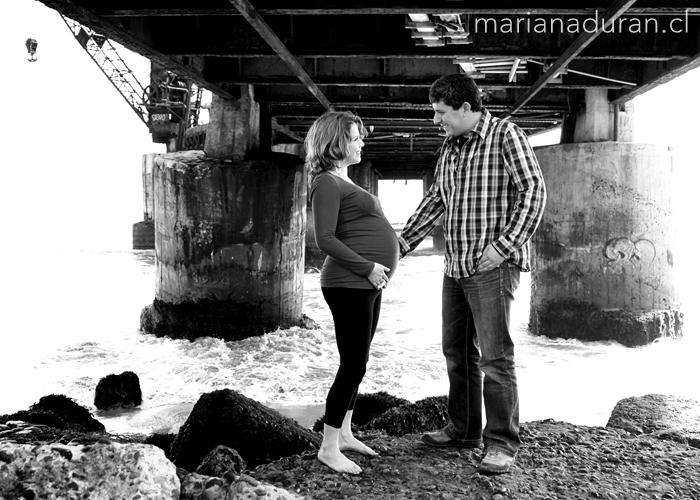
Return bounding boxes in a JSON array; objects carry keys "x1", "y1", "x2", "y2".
[{"x1": 59, "y1": 14, "x2": 203, "y2": 150}]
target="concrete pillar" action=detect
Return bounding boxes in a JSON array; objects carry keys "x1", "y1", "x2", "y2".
[
  {"x1": 132, "y1": 153, "x2": 160, "y2": 250},
  {"x1": 204, "y1": 86, "x2": 260, "y2": 159},
  {"x1": 423, "y1": 169, "x2": 445, "y2": 250},
  {"x1": 560, "y1": 112, "x2": 577, "y2": 144},
  {"x1": 259, "y1": 101, "x2": 272, "y2": 154},
  {"x1": 531, "y1": 142, "x2": 682, "y2": 347},
  {"x1": 615, "y1": 101, "x2": 635, "y2": 142},
  {"x1": 304, "y1": 187, "x2": 325, "y2": 270},
  {"x1": 141, "y1": 153, "x2": 157, "y2": 222},
  {"x1": 305, "y1": 203, "x2": 324, "y2": 267},
  {"x1": 574, "y1": 88, "x2": 614, "y2": 142},
  {"x1": 348, "y1": 160, "x2": 374, "y2": 192},
  {"x1": 140, "y1": 151, "x2": 309, "y2": 341},
  {"x1": 271, "y1": 143, "x2": 304, "y2": 156},
  {"x1": 569, "y1": 89, "x2": 635, "y2": 144},
  {"x1": 268, "y1": 143, "x2": 324, "y2": 270}
]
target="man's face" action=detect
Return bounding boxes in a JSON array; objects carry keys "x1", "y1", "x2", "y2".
[{"x1": 432, "y1": 100, "x2": 472, "y2": 138}]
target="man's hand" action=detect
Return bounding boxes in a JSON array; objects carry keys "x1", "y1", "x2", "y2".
[{"x1": 477, "y1": 243, "x2": 505, "y2": 272}]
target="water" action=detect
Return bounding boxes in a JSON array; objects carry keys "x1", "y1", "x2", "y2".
[{"x1": 1, "y1": 241, "x2": 698, "y2": 435}]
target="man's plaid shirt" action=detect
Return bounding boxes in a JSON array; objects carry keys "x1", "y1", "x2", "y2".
[{"x1": 398, "y1": 109, "x2": 547, "y2": 278}]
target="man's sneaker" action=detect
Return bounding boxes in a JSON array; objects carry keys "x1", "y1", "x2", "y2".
[
  {"x1": 478, "y1": 448, "x2": 515, "y2": 474},
  {"x1": 420, "y1": 429, "x2": 479, "y2": 449}
]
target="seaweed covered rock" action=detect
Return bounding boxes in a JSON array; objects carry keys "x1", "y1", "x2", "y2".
[
  {"x1": 0, "y1": 394, "x2": 104, "y2": 434},
  {"x1": 607, "y1": 393, "x2": 700, "y2": 448},
  {"x1": 94, "y1": 370, "x2": 143, "y2": 410},
  {"x1": 170, "y1": 389, "x2": 321, "y2": 471},
  {"x1": 362, "y1": 395, "x2": 449, "y2": 436},
  {"x1": 312, "y1": 391, "x2": 410, "y2": 432}
]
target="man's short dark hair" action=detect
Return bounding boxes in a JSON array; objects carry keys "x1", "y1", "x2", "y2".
[{"x1": 429, "y1": 74, "x2": 483, "y2": 112}]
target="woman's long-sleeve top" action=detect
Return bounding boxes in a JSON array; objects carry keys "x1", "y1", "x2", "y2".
[{"x1": 310, "y1": 172, "x2": 399, "y2": 289}]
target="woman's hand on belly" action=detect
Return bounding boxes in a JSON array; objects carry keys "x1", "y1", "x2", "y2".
[{"x1": 367, "y1": 262, "x2": 391, "y2": 289}]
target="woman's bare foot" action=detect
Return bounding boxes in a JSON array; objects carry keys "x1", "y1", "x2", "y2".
[
  {"x1": 317, "y1": 448, "x2": 362, "y2": 474},
  {"x1": 339, "y1": 434, "x2": 379, "y2": 456}
]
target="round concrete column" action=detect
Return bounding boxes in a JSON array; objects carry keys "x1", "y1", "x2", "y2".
[
  {"x1": 140, "y1": 150, "x2": 310, "y2": 341},
  {"x1": 349, "y1": 160, "x2": 375, "y2": 194},
  {"x1": 271, "y1": 143, "x2": 304, "y2": 156},
  {"x1": 132, "y1": 153, "x2": 159, "y2": 250},
  {"x1": 531, "y1": 142, "x2": 682, "y2": 346}
]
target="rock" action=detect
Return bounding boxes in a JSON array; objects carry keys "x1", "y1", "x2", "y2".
[
  {"x1": 362, "y1": 395, "x2": 450, "y2": 436},
  {"x1": 6, "y1": 390, "x2": 700, "y2": 500},
  {"x1": 0, "y1": 394, "x2": 104, "y2": 434},
  {"x1": 94, "y1": 370, "x2": 143, "y2": 410},
  {"x1": 141, "y1": 299, "x2": 315, "y2": 343},
  {"x1": 180, "y1": 471, "x2": 303, "y2": 500},
  {"x1": 144, "y1": 432, "x2": 177, "y2": 456},
  {"x1": 195, "y1": 445, "x2": 247, "y2": 476},
  {"x1": 170, "y1": 389, "x2": 321, "y2": 471},
  {"x1": 607, "y1": 393, "x2": 700, "y2": 448},
  {"x1": 312, "y1": 391, "x2": 411, "y2": 432},
  {"x1": 0, "y1": 441, "x2": 180, "y2": 499},
  {"x1": 532, "y1": 300, "x2": 683, "y2": 347}
]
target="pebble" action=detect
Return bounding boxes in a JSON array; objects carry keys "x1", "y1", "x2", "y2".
[{"x1": 338, "y1": 484, "x2": 360, "y2": 496}]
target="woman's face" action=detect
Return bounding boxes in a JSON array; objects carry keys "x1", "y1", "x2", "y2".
[{"x1": 340, "y1": 123, "x2": 364, "y2": 167}]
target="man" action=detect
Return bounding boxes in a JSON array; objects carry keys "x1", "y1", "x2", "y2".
[{"x1": 399, "y1": 74, "x2": 546, "y2": 474}]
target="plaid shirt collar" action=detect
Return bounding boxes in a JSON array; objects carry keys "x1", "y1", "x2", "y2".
[{"x1": 445, "y1": 108, "x2": 492, "y2": 148}]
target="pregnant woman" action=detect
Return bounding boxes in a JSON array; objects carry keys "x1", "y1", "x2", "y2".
[{"x1": 306, "y1": 111, "x2": 399, "y2": 474}]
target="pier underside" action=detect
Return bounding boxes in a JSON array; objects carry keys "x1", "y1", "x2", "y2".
[{"x1": 34, "y1": 1, "x2": 693, "y2": 343}]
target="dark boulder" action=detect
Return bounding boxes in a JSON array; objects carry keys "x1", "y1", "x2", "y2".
[
  {"x1": 532, "y1": 299, "x2": 683, "y2": 347},
  {"x1": 143, "y1": 432, "x2": 177, "y2": 456},
  {"x1": 169, "y1": 389, "x2": 321, "y2": 470},
  {"x1": 0, "y1": 394, "x2": 104, "y2": 434},
  {"x1": 362, "y1": 395, "x2": 449, "y2": 436},
  {"x1": 607, "y1": 393, "x2": 700, "y2": 448},
  {"x1": 94, "y1": 371, "x2": 142, "y2": 410},
  {"x1": 312, "y1": 391, "x2": 411, "y2": 432},
  {"x1": 141, "y1": 300, "x2": 318, "y2": 343}
]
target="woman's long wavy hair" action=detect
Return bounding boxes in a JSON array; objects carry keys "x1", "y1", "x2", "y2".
[{"x1": 305, "y1": 111, "x2": 366, "y2": 186}]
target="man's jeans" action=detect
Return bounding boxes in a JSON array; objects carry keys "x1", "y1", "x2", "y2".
[{"x1": 442, "y1": 261, "x2": 521, "y2": 456}]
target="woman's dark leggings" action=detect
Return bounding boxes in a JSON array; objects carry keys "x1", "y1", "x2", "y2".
[{"x1": 321, "y1": 286, "x2": 383, "y2": 429}]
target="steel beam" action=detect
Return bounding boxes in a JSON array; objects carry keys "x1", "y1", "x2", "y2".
[
  {"x1": 612, "y1": 51, "x2": 700, "y2": 104},
  {"x1": 502, "y1": 0, "x2": 637, "y2": 118},
  {"x1": 91, "y1": 2, "x2": 699, "y2": 16},
  {"x1": 227, "y1": 0, "x2": 333, "y2": 110}
]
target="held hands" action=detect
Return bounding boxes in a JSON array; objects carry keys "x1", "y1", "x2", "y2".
[
  {"x1": 477, "y1": 243, "x2": 505, "y2": 272},
  {"x1": 368, "y1": 263, "x2": 391, "y2": 290}
]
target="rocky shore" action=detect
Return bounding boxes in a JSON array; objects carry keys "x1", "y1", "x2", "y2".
[{"x1": 1, "y1": 392, "x2": 699, "y2": 499}]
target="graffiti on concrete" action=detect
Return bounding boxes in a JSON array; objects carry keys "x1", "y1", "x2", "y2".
[
  {"x1": 603, "y1": 237, "x2": 656, "y2": 268},
  {"x1": 193, "y1": 270, "x2": 230, "y2": 288}
]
